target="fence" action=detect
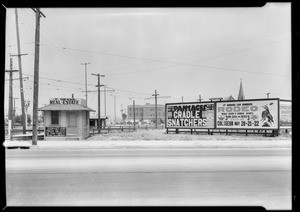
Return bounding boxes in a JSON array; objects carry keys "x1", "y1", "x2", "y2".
[
  {"x1": 166, "y1": 128, "x2": 282, "y2": 137},
  {"x1": 90, "y1": 124, "x2": 165, "y2": 134}
]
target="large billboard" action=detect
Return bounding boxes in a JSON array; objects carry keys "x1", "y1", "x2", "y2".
[
  {"x1": 216, "y1": 99, "x2": 279, "y2": 130},
  {"x1": 280, "y1": 100, "x2": 292, "y2": 127},
  {"x1": 166, "y1": 102, "x2": 215, "y2": 129}
]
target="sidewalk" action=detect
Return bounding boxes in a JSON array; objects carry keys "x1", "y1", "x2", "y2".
[{"x1": 3, "y1": 139, "x2": 291, "y2": 149}]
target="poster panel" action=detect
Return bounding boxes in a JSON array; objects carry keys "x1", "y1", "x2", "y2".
[
  {"x1": 216, "y1": 99, "x2": 279, "y2": 130},
  {"x1": 45, "y1": 127, "x2": 67, "y2": 137},
  {"x1": 280, "y1": 101, "x2": 292, "y2": 127},
  {"x1": 166, "y1": 102, "x2": 215, "y2": 129}
]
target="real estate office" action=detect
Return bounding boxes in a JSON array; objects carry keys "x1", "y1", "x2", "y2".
[{"x1": 39, "y1": 98, "x2": 95, "y2": 140}]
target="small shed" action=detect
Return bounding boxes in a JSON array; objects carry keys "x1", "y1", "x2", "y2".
[{"x1": 39, "y1": 98, "x2": 95, "y2": 140}]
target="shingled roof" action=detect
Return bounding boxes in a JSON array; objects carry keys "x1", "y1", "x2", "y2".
[{"x1": 39, "y1": 104, "x2": 95, "y2": 111}]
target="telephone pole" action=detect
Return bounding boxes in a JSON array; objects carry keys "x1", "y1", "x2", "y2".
[
  {"x1": 266, "y1": 93, "x2": 270, "y2": 99},
  {"x1": 197, "y1": 95, "x2": 203, "y2": 102},
  {"x1": 91, "y1": 73, "x2": 105, "y2": 132},
  {"x1": 146, "y1": 90, "x2": 170, "y2": 129},
  {"x1": 152, "y1": 90, "x2": 159, "y2": 129},
  {"x1": 133, "y1": 100, "x2": 136, "y2": 129},
  {"x1": 5, "y1": 57, "x2": 18, "y2": 122},
  {"x1": 13, "y1": 97, "x2": 18, "y2": 128},
  {"x1": 14, "y1": 8, "x2": 28, "y2": 134},
  {"x1": 114, "y1": 96, "x2": 116, "y2": 124},
  {"x1": 81, "y1": 62, "x2": 90, "y2": 106},
  {"x1": 32, "y1": 8, "x2": 45, "y2": 145}
]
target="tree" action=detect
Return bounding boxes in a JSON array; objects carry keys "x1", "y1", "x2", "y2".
[
  {"x1": 122, "y1": 113, "x2": 127, "y2": 122},
  {"x1": 14, "y1": 114, "x2": 22, "y2": 124},
  {"x1": 27, "y1": 114, "x2": 31, "y2": 125}
]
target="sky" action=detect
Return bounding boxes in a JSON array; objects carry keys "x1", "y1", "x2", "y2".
[{"x1": 4, "y1": 4, "x2": 291, "y2": 122}]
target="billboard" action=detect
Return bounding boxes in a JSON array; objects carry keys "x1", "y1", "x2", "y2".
[
  {"x1": 166, "y1": 102, "x2": 215, "y2": 129},
  {"x1": 280, "y1": 100, "x2": 292, "y2": 127},
  {"x1": 216, "y1": 99, "x2": 279, "y2": 130}
]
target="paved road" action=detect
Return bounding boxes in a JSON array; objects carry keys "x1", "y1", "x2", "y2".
[{"x1": 6, "y1": 148, "x2": 291, "y2": 209}]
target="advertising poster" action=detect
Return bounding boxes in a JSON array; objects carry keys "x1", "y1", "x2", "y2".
[
  {"x1": 280, "y1": 101, "x2": 292, "y2": 127},
  {"x1": 216, "y1": 99, "x2": 279, "y2": 129},
  {"x1": 166, "y1": 102, "x2": 215, "y2": 129},
  {"x1": 45, "y1": 127, "x2": 67, "y2": 137}
]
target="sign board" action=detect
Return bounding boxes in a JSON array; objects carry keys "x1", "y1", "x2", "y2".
[
  {"x1": 49, "y1": 98, "x2": 79, "y2": 105},
  {"x1": 45, "y1": 127, "x2": 66, "y2": 137},
  {"x1": 166, "y1": 102, "x2": 215, "y2": 129},
  {"x1": 280, "y1": 101, "x2": 291, "y2": 127},
  {"x1": 216, "y1": 99, "x2": 279, "y2": 130}
]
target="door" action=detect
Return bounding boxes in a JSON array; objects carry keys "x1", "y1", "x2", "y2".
[{"x1": 67, "y1": 112, "x2": 78, "y2": 136}]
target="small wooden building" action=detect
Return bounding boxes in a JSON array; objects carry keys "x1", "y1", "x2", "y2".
[{"x1": 39, "y1": 98, "x2": 95, "y2": 140}]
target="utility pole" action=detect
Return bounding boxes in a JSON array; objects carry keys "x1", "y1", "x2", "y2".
[
  {"x1": 133, "y1": 100, "x2": 135, "y2": 130},
  {"x1": 146, "y1": 91, "x2": 170, "y2": 129},
  {"x1": 81, "y1": 62, "x2": 90, "y2": 106},
  {"x1": 5, "y1": 57, "x2": 19, "y2": 122},
  {"x1": 152, "y1": 90, "x2": 159, "y2": 129},
  {"x1": 25, "y1": 100, "x2": 30, "y2": 129},
  {"x1": 14, "y1": 8, "x2": 28, "y2": 135},
  {"x1": 91, "y1": 73, "x2": 105, "y2": 132},
  {"x1": 181, "y1": 96, "x2": 183, "y2": 102},
  {"x1": 31, "y1": 8, "x2": 45, "y2": 145},
  {"x1": 13, "y1": 98, "x2": 18, "y2": 128},
  {"x1": 114, "y1": 96, "x2": 116, "y2": 124},
  {"x1": 267, "y1": 93, "x2": 270, "y2": 99},
  {"x1": 197, "y1": 95, "x2": 203, "y2": 102}
]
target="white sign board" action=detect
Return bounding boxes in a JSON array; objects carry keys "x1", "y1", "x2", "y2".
[
  {"x1": 280, "y1": 101, "x2": 292, "y2": 127},
  {"x1": 216, "y1": 99, "x2": 279, "y2": 129},
  {"x1": 166, "y1": 102, "x2": 215, "y2": 129}
]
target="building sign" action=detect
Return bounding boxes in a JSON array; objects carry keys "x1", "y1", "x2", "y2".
[
  {"x1": 45, "y1": 127, "x2": 66, "y2": 137},
  {"x1": 216, "y1": 99, "x2": 279, "y2": 129},
  {"x1": 280, "y1": 101, "x2": 291, "y2": 127},
  {"x1": 50, "y1": 98, "x2": 79, "y2": 105},
  {"x1": 166, "y1": 102, "x2": 215, "y2": 129}
]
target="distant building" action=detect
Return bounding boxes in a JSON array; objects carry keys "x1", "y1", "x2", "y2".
[
  {"x1": 89, "y1": 111, "x2": 107, "y2": 128},
  {"x1": 209, "y1": 95, "x2": 235, "y2": 101},
  {"x1": 209, "y1": 79, "x2": 244, "y2": 101},
  {"x1": 237, "y1": 78, "x2": 245, "y2": 100},
  {"x1": 222, "y1": 95, "x2": 235, "y2": 101},
  {"x1": 127, "y1": 103, "x2": 165, "y2": 124}
]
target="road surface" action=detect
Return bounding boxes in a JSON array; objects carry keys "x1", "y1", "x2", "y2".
[{"x1": 5, "y1": 148, "x2": 291, "y2": 209}]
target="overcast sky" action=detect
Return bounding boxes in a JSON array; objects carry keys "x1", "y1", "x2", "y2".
[{"x1": 5, "y1": 4, "x2": 291, "y2": 121}]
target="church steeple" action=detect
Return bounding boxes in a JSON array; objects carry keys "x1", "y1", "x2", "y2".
[{"x1": 238, "y1": 78, "x2": 245, "y2": 100}]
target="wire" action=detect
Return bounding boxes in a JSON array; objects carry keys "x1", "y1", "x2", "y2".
[{"x1": 39, "y1": 36, "x2": 290, "y2": 69}]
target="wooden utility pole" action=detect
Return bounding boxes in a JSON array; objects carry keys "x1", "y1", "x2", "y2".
[
  {"x1": 152, "y1": 90, "x2": 159, "y2": 129},
  {"x1": 114, "y1": 96, "x2": 116, "y2": 124},
  {"x1": 14, "y1": 8, "x2": 28, "y2": 134},
  {"x1": 267, "y1": 93, "x2": 270, "y2": 99},
  {"x1": 181, "y1": 97, "x2": 183, "y2": 102},
  {"x1": 5, "y1": 57, "x2": 19, "y2": 122},
  {"x1": 32, "y1": 8, "x2": 45, "y2": 145},
  {"x1": 92, "y1": 73, "x2": 105, "y2": 132},
  {"x1": 133, "y1": 100, "x2": 135, "y2": 129},
  {"x1": 146, "y1": 91, "x2": 170, "y2": 129},
  {"x1": 81, "y1": 62, "x2": 90, "y2": 106},
  {"x1": 13, "y1": 97, "x2": 18, "y2": 128},
  {"x1": 197, "y1": 95, "x2": 203, "y2": 102}
]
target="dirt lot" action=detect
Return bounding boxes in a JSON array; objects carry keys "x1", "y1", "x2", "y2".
[{"x1": 87, "y1": 129, "x2": 291, "y2": 141}]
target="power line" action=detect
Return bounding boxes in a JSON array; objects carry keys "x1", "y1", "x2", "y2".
[
  {"x1": 106, "y1": 86, "x2": 151, "y2": 96},
  {"x1": 39, "y1": 36, "x2": 290, "y2": 71}
]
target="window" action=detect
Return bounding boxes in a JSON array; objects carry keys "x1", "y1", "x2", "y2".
[{"x1": 51, "y1": 111, "x2": 59, "y2": 125}]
